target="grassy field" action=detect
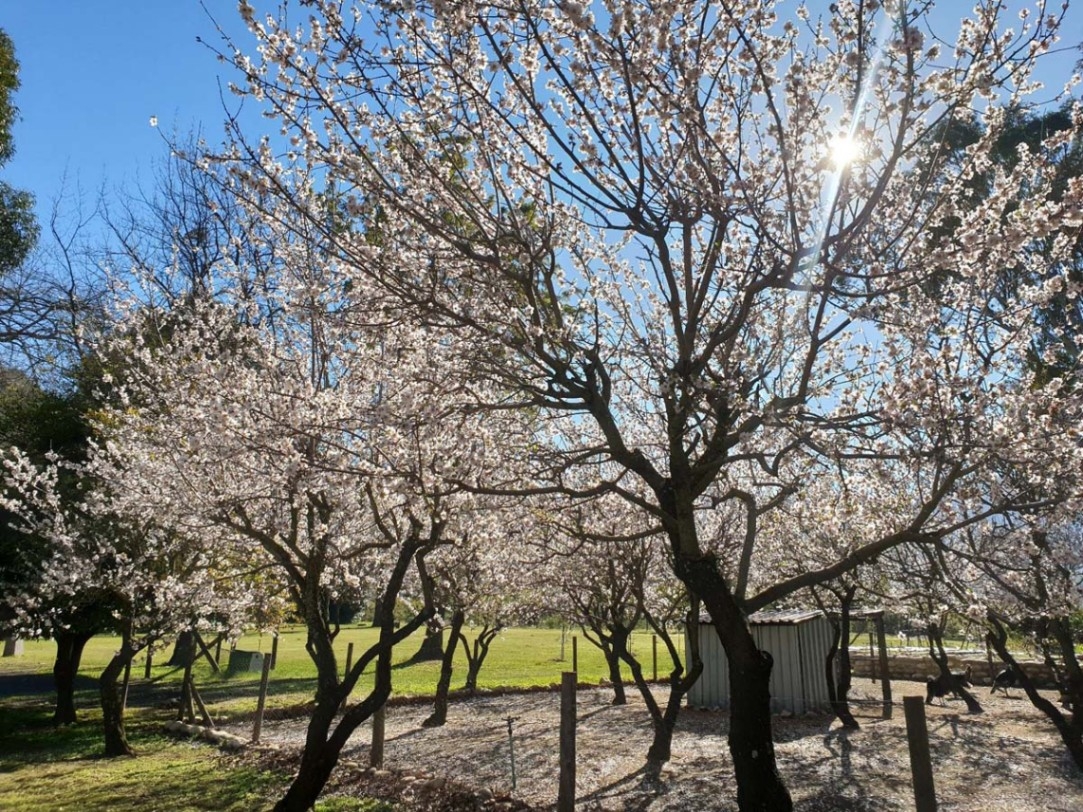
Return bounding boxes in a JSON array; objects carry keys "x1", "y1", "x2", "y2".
[
  {"x1": 0, "y1": 625, "x2": 674, "y2": 811},
  {"x1": 0, "y1": 625, "x2": 672, "y2": 709}
]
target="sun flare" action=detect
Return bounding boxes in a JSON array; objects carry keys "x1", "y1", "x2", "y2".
[{"x1": 829, "y1": 133, "x2": 863, "y2": 168}]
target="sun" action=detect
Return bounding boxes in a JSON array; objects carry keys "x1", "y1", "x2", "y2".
[{"x1": 829, "y1": 133, "x2": 863, "y2": 168}]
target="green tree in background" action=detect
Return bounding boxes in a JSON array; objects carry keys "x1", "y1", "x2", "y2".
[
  {"x1": 0, "y1": 29, "x2": 37, "y2": 278},
  {"x1": 923, "y1": 101, "x2": 1083, "y2": 379}
]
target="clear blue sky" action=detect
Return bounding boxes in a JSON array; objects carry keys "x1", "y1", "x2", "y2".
[
  {"x1": 3, "y1": 1, "x2": 255, "y2": 224},
  {"x1": 2, "y1": 2, "x2": 1083, "y2": 230}
]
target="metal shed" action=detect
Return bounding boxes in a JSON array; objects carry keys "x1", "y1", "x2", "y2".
[{"x1": 687, "y1": 609, "x2": 834, "y2": 714}]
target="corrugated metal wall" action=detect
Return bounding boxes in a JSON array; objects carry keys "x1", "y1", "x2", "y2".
[{"x1": 686, "y1": 615, "x2": 834, "y2": 714}]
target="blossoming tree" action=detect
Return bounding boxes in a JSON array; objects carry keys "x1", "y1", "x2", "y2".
[
  {"x1": 223, "y1": 1, "x2": 1083, "y2": 807},
  {"x1": 1, "y1": 446, "x2": 254, "y2": 756},
  {"x1": 533, "y1": 492, "x2": 701, "y2": 769},
  {"x1": 91, "y1": 190, "x2": 531, "y2": 807},
  {"x1": 930, "y1": 513, "x2": 1083, "y2": 767}
]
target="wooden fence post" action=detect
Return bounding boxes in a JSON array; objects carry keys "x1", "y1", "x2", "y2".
[
  {"x1": 903, "y1": 695, "x2": 937, "y2": 812},
  {"x1": 572, "y1": 636, "x2": 578, "y2": 674},
  {"x1": 251, "y1": 655, "x2": 272, "y2": 743},
  {"x1": 371, "y1": 704, "x2": 386, "y2": 768},
  {"x1": 180, "y1": 654, "x2": 196, "y2": 723},
  {"x1": 143, "y1": 649, "x2": 153, "y2": 680},
  {"x1": 121, "y1": 657, "x2": 133, "y2": 712},
  {"x1": 270, "y1": 633, "x2": 279, "y2": 670},
  {"x1": 875, "y1": 615, "x2": 893, "y2": 718},
  {"x1": 869, "y1": 627, "x2": 877, "y2": 683},
  {"x1": 558, "y1": 671, "x2": 576, "y2": 812},
  {"x1": 652, "y1": 635, "x2": 658, "y2": 682}
]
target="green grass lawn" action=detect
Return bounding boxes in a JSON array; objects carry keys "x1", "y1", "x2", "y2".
[
  {"x1": 1, "y1": 625, "x2": 678, "y2": 713},
  {"x1": 0, "y1": 705, "x2": 285, "y2": 812},
  {"x1": 0, "y1": 625, "x2": 680, "y2": 811}
]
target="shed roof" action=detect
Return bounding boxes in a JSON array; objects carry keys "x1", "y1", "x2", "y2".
[
  {"x1": 698, "y1": 609, "x2": 824, "y2": 626},
  {"x1": 848, "y1": 608, "x2": 885, "y2": 620}
]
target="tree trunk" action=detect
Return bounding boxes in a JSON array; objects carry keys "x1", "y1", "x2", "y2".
[
  {"x1": 829, "y1": 587, "x2": 860, "y2": 729},
  {"x1": 987, "y1": 617, "x2": 1083, "y2": 770},
  {"x1": 178, "y1": 647, "x2": 196, "y2": 723},
  {"x1": 52, "y1": 630, "x2": 92, "y2": 726},
  {"x1": 100, "y1": 641, "x2": 136, "y2": 757},
  {"x1": 1049, "y1": 617, "x2": 1083, "y2": 732},
  {"x1": 461, "y1": 624, "x2": 499, "y2": 693},
  {"x1": 166, "y1": 630, "x2": 196, "y2": 667},
  {"x1": 678, "y1": 555, "x2": 792, "y2": 812},
  {"x1": 411, "y1": 625, "x2": 444, "y2": 662},
  {"x1": 275, "y1": 692, "x2": 343, "y2": 811},
  {"x1": 273, "y1": 539, "x2": 431, "y2": 812},
  {"x1": 423, "y1": 609, "x2": 464, "y2": 727},
  {"x1": 604, "y1": 643, "x2": 626, "y2": 705},
  {"x1": 614, "y1": 615, "x2": 702, "y2": 775},
  {"x1": 644, "y1": 673, "x2": 693, "y2": 768}
]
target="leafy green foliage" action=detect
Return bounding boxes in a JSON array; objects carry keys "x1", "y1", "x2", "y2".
[{"x1": 0, "y1": 29, "x2": 37, "y2": 277}]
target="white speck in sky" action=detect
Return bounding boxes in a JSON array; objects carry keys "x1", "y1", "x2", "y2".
[{"x1": 149, "y1": 116, "x2": 158, "y2": 128}]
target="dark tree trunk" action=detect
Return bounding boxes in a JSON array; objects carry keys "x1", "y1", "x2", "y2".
[
  {"x1": 987, "y1": 616, "x2": 1083, "y2": 770},
  {"x1": 643, "y1": 669, "x2": 696, "y2": 767},
  {"x1": 409, "y1": 554, "x2": 444, "y2": 663},
  {"x1": 679, "y1": 555, "x2": 792, "y2": 812},
  {"x1": 411, "y1": 625, "x2": 444, "y2": 662},
  {"x1": 273, "y1": 539, "x2": 432, "y2": 812},
  {"x1": 99, "y1": 634, "x2": 137, "y2": 757},
  {"x1": 178, "y1": 647, "x2": 196, "y2": 723},
  {"x1": 460, "y1": 624, "x2": 500, "y2": 693},
  {"x1": 828, "y1": 586, "x2": 860, "y2": 729},
  {"x1": 275, "y1": 694, "x2": 344, "y2": 811},
  {"x1": 423, "y1": 608, "x2": 464, "y2": 728},
  {"x1": 1047, "y1": 617, "x2": 1083, "y2": 732},
  {"x1": 52, "y1": 630, "x2": 92, "y2": 726},
  {"x1": 370, "y1": 598, "x2": 384, "y2": 628},
  {"x1": 604, "y1": 641, "x2": 627, "y2": 705},
  {"x1": 614, "y1": 610, "x2": 702, "y2": 774},
  {"x1": 166, "y1": 630, "x2": 196, "y2": 667}
]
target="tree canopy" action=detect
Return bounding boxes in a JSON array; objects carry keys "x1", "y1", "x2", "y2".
[{"x1": 0, "y1": 29, "x2": 36, "y2": 278}]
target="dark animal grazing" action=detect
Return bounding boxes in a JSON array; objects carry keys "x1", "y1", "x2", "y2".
[
  {"x1": 991, "y1": 667, "x2": 1018, "y2": 696},
  {"x1": 926, "y1": 665, "x2": 973, "y2": 705}
]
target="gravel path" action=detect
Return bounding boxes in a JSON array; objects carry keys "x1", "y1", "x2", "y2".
[{"x1": 230, "y1": 681, "x2": 1083, "y2": 811}]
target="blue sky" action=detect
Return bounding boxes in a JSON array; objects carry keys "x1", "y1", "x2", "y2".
[
  {"x1": 3, "y1": 2, "x2": 1083, "y2": 231},
  {"x1": 3, "y1": 2, "x2": 255, "y2": 223}
]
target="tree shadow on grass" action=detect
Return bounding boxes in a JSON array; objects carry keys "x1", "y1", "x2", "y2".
[
  {"x1": 0, "y1": 703, "x2": 120, "y2": 766},
  {"x1": 0, "y1": 670, "x2": 95, "y2": 701}
]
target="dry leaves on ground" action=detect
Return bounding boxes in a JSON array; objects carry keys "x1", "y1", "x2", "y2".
[{"x1": 233, "y1": 679, "x2": 1083, "y2": 811}]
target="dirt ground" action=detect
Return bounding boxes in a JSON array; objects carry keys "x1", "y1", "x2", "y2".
[{"x1": 232, "y1": 679, "x2": 1083, "y2": 811}]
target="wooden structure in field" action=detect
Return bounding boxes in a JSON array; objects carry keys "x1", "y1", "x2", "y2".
[{"x1": 687, "y1": 609, "x2": 834, "y2": 714}]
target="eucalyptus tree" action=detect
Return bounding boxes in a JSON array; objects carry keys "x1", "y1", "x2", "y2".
[
  {"x1": 0, "y1": 29, "x2": 36, "y2": 279},
  {"x1": 222, "y1": 2, "x2": 1083, "y2": 808}
]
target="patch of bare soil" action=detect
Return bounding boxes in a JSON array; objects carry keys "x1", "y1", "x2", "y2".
[{"x1": 232, "y1": 680, "x2": 1083, "y2": 811}]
